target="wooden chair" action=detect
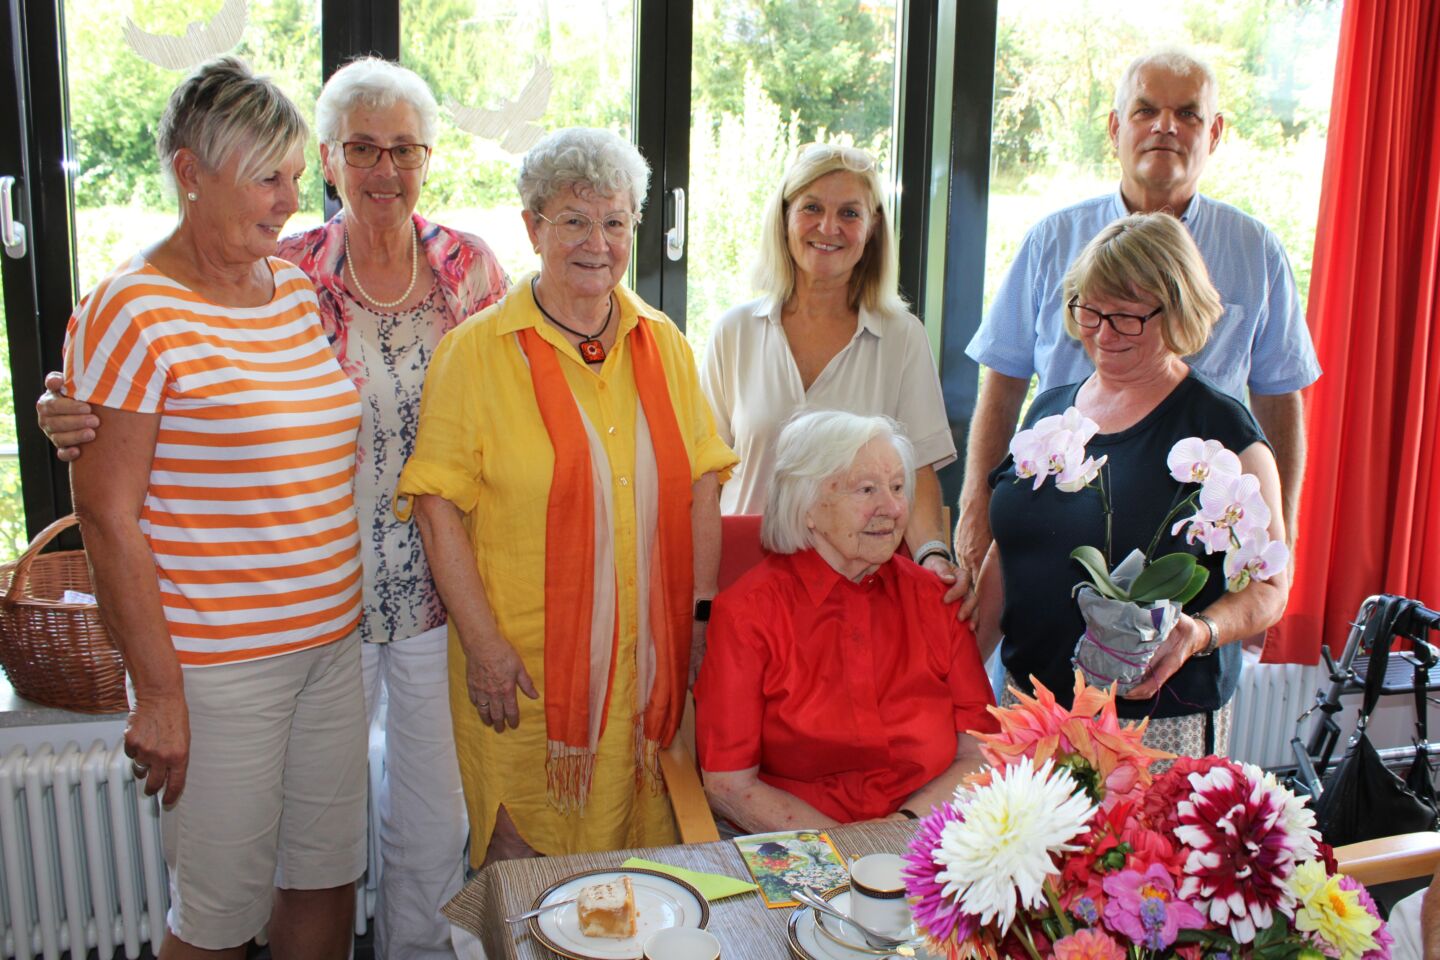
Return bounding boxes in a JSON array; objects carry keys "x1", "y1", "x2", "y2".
[
  {"x1": 661, "y1": 515, "x2": 766, "y2": 844},
  {"x1": 1334, "y1": 831, "x2": 1440, "y2": 887}
]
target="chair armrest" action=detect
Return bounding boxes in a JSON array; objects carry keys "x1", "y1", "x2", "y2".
[
  {"x1": 1335, "y1": 831, "x2": 1440, "y2": 887},
  {"x1": 659, "y1": 740, "x2": 721, "y2": 844}
]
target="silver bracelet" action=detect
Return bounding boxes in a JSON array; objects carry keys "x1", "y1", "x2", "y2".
[
  {"x1": 1193, "y1": 613, "x2": 1220, "y2": 657},
  {"x1": 913, "y1": 539, "x2": 952, "y2": 565}
]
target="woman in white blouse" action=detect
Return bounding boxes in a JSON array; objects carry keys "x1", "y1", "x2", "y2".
[{"x1": 700, "y1": 143, "x2": 960, "y2": 591}]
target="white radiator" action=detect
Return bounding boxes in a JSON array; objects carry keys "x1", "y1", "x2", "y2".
[
  {"x1": 1227, "y1": 653, "x2": 1322, "y2": 768},
  {"x1": 0, "y1": 737, "x2": 384, "y2": 960}
]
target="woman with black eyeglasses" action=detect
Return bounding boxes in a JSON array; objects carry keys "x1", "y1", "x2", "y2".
[
  {"x1": 41, "y1": 56, "x2": 508, "y2": 959},
  {"x1": 976, "y1": 212, "x2": 1290, "y2": 761}
]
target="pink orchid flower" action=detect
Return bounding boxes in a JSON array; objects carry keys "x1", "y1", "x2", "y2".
[
  {"x1": 1057, "y1": 454, "x2": 1108, "y2": 493},
  {"x1": 1224, "y1": 533, "x2": 1290, "y2": 591},
  {"x1": 1010, "y1": 428, "x2": 1050, "y2": 488},
  {"x1": 1197, "y1": 472, "x2": 1271, "y2": 533},
  {"x1": 1166, "y1": 437, "x2": 1242, "y2": 485}
]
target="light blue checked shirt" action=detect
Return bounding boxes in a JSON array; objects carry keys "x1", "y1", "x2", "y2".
[{"x1": 966, "y1": 190, "x2": 1321, "y2": 399}]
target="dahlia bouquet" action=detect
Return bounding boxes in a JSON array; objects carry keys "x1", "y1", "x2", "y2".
[
  {"x1": 1008, "y1": 408, "x2": 1289, "y2": 689},
  {"x1": 903, "y1": 675, "x2": 1392, "y2": 960}
]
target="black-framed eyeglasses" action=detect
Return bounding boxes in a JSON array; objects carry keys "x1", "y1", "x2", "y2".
[
  {"x1": 1067, "y1": 297, "x2": 1163, "y2": 337},
  {"x1": 535, "y1": 210, "x2": 642, "y2": 245},
  {"x1": 336, "y1": 141, "x2": 431, "y2": 170}
]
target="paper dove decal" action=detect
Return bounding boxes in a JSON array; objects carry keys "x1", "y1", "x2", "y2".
[
  {"x1": 448, "y1": 62, "x2": 552, "y2": 155},
  {"x1": 123, "y1": 0, "x2": 247, "y2": 71}
]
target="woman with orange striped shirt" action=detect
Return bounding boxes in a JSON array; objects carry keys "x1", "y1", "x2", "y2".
[{"x1": 63, "y1": 59, "x2": 366, "y2": 959}]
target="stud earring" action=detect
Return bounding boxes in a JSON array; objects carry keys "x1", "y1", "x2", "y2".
[{"x1": 186, "y1": 191, "x2": 198, "y2": 202}]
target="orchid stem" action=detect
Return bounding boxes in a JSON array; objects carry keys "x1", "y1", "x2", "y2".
[
  {"x1": 1093, "y1": 467, "x2": 1114, "y2": 568},
  {"x1": 1145, "y1": 490, "x2": 1201, "y2": 562}
]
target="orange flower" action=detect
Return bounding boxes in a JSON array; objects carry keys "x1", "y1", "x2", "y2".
[{"x1": 969, "y1": 671, "x2": 1171, "y2": 805}]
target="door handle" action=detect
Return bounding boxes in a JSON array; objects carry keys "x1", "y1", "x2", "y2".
[
  {"x1": 1, "y1": 176, "x2": 26, "y2": 259},
  {"x1": 665, "y1": 186, "x2": 685, "y2": 262}
]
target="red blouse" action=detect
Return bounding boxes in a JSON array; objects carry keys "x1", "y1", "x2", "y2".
[{"x1": 694, "y1": 549, "x2": 998, "y2": 823}]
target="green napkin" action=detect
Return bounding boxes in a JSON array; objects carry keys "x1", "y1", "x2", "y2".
[{"x1": 621, "y1": 857, "x2": 758, "y2": 901}]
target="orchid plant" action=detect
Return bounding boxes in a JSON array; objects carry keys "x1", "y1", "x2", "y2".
[
  {"x1": 903, "y1": 675, "x2": 1393, "y2": 960},
  {"x1": 1008, "y1": 408, "x2": 1290, "y2": 604}
]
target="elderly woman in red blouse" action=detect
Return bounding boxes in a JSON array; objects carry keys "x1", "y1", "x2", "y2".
[{"x1": 694, "y1": 410, "x2": 997, "y2": 831}]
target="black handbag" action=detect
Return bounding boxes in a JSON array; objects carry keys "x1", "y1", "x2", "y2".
[{"x1": 1314, "y1": 595, "x2": 1439, "y2": 846}]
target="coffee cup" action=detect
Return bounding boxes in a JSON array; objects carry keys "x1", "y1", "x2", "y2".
[
  {"x1": 642, "y1": 927, "x2": 721, "y2": 960},
  {"x1": 848, "y1": 853, "x2": 909, "y2": 936}
]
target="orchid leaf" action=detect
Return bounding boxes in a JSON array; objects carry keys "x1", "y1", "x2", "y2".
[
  {"x1": 1173, "y1": 565, "x2": 1210, "y2": 605},
  {"x1": 1069, "y1": 545, "x2": 1128, "y2": 600},
  {"x1": 1129, "y1": 552, "x2": 1199, "y2": 603}
]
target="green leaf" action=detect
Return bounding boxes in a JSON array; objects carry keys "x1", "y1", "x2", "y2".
[
  {"x1": 1129, "y1": 552, "x2": 1200, "y2": 603},
  {"x1": 1172, "y1": 564, "x2": 1211, "y2": 605},
  {"x1": 1069, "y1": 546, "x2": 1128, "y2": 600}
]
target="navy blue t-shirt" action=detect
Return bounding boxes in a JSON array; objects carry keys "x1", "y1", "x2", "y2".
[{"x1": 988, "y1": 372, "x2": 1268, "y2": 720}]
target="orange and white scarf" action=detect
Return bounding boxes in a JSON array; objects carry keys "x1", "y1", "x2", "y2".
[{"x1": 518, "y1": 318, "x2": 693, "y2": 813}]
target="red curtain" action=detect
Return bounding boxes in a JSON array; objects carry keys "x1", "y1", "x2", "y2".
[{"x1": 1267, "y1": 0, "x2": 1440, "y2": 664}]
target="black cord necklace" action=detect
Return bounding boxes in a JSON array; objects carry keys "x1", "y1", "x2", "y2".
[{"x1": 532, "y1": 276, "x2": 613, "y2": 364}]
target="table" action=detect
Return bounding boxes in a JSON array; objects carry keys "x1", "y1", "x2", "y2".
[{"x1": 443, "y1": 819, "x2": 919, "y2": 959}]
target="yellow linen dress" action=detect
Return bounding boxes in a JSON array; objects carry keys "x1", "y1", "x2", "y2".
[{"x1": 396, "y1": 275, "x2": 736, "y2": 860}]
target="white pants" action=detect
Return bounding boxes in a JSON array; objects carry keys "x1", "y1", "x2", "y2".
[{"x1": 363, "y1": 625, "x2": 467, "y2": 960}]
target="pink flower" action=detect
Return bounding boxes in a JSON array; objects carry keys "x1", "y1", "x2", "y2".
[
  {"x1": 1052, "y1": 928, "x2": 1127, "y2": 960},
  {"x1": 1167, "y1": 437, "x2": 1242, "y2": 485},
  {"x1": 1174, "y1": 763, "x2": 1312, "y2": 943},
  {"x1": 903, "y1": 802, "x2": 980, "y2": 948},
  {"x1": 1224, "y1": 533, "x2": 1290, "y2": 592},
  {"x1": 1197, "y1": 472, "x2": 1271, "y2": 536},
  {"x1": 1101, "y1": 863, "x2": 1206, "y2": 950}
]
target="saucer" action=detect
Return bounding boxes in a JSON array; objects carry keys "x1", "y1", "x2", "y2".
[{"x1": 786, "y1": 887, "x2": 930, "y2": 960}]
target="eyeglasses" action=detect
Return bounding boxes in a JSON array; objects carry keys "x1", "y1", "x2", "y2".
[
  {"x1": 535, "y1": 210, "x2": 642, "y2": 245},
  {"x1": 1067, "y1": 297, "x2": 1164, "y2": 337},
  {"x1": 336, "y1": 141, "x2": 431, "y2": 170}
]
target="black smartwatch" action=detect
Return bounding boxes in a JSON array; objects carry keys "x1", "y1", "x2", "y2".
[{"x1": 694, "y1": 599, "x2": 712, "y2": 622}]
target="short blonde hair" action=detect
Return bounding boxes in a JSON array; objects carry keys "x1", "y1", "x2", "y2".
[
  {"x1": 761, "y1": 410, "x2": 915, "y2": 555},
  {"x1": 752, "y1": 144, "x2": 907, "y2": 316},
  {"x1": 157, "y1": 56, "x2": 308, "y2": 193},
  {"x1": 1062, "y1": 212, "x2": 1222, "y2": 358}
]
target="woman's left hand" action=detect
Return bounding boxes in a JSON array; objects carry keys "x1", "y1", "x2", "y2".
[{"x1": 1123, "y1": 612, "x2": 1206, "y2": 700}]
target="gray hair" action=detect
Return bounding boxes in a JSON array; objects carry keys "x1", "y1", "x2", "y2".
[
  {"x1": 1114, "y1": 47, "x2": 1220, "y2": 117},
  {"x1": 517, "y1": 127, "x2": 651, "y2": 214},
  {"x1": 315, "y1": 57, "x2": 440, "y2": 145},
  {"x1": 761, "y1": 410, "x2": 915, "y2": 555},
  {"x1": 157, "y1": 56, "x2": 308, "y2": 193},
  {"x1": 752, "y1": 143, "x2": 908, "y2": 317}
]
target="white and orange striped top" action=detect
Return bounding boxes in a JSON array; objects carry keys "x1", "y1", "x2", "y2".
[{"x1": 63, "y1": 255, "x2": 363, "y2": 667}]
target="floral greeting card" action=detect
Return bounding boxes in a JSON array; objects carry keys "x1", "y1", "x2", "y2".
[{"x1": 733, "y1": 829, "x2": 849, "y2": 908}]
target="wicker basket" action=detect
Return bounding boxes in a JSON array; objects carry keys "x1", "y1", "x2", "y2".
[{"x1": 0, "y1": 514, "x2": 127, "y2": 713}]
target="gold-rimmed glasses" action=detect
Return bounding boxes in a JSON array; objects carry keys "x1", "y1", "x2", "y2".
[{"x1": 535, "y1": 210, "x2": 642, "y2": 245}]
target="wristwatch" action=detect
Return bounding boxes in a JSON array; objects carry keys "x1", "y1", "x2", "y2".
[
  {"x1": 912, "y1": 539, "x2": 953, "y2": 566},
  {"x1": 1193, "y1": 613, "x2": 1220, "y2": 657},
  {"x1": 694, "y1": 599, "x2": 712, "y2": 623}
]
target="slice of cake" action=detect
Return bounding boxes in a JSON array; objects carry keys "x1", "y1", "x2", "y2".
[{"x1": 576, "y1": 875, "x2": 637, "y2": 938}]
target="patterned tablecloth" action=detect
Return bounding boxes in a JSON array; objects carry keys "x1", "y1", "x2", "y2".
[{"x1": 442, "y1": 819, "x2": 920, "y2": 959}]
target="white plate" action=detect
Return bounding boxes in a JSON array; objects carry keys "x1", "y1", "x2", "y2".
[
  {"x1": 787, "y1": 888, "x2": 932, "y2": 960},
  {"x1": 528, "y1": 868, "x2": 710, "y2": 960}
]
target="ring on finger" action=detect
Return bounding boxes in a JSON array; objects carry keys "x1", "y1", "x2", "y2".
[
  {"x1": 131, "y1": 761, "x2": 149, "y2": 779},
  {"x1": 477, "y1": 700, "x2": 490, "y2": 707}
]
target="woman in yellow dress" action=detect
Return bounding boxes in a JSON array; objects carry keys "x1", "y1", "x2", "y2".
[{"x1": 396, "y1": 127, "x2": 736, "y2": 864}]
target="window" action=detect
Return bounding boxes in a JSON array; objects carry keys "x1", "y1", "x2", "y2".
[
  {"x1": 685, "y1": 0, "x2": 902, "y2": 352},
  {"x1": 985, "y1": 1, "x2": 1344, "y2": 316}
]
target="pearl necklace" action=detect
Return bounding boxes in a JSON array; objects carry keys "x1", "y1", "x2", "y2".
[{"x1": 345, "y1": 222, "x2": 418, "y2": 309}]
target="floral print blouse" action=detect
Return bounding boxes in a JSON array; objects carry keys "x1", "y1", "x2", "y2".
[{"x1": 278, "y1": 212, "x2": 508, "y2": 643}]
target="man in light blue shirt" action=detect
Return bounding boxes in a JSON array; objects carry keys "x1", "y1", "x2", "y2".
[{"x1": 955, "y1": 47, "x2": 1319, "y2": 590}]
